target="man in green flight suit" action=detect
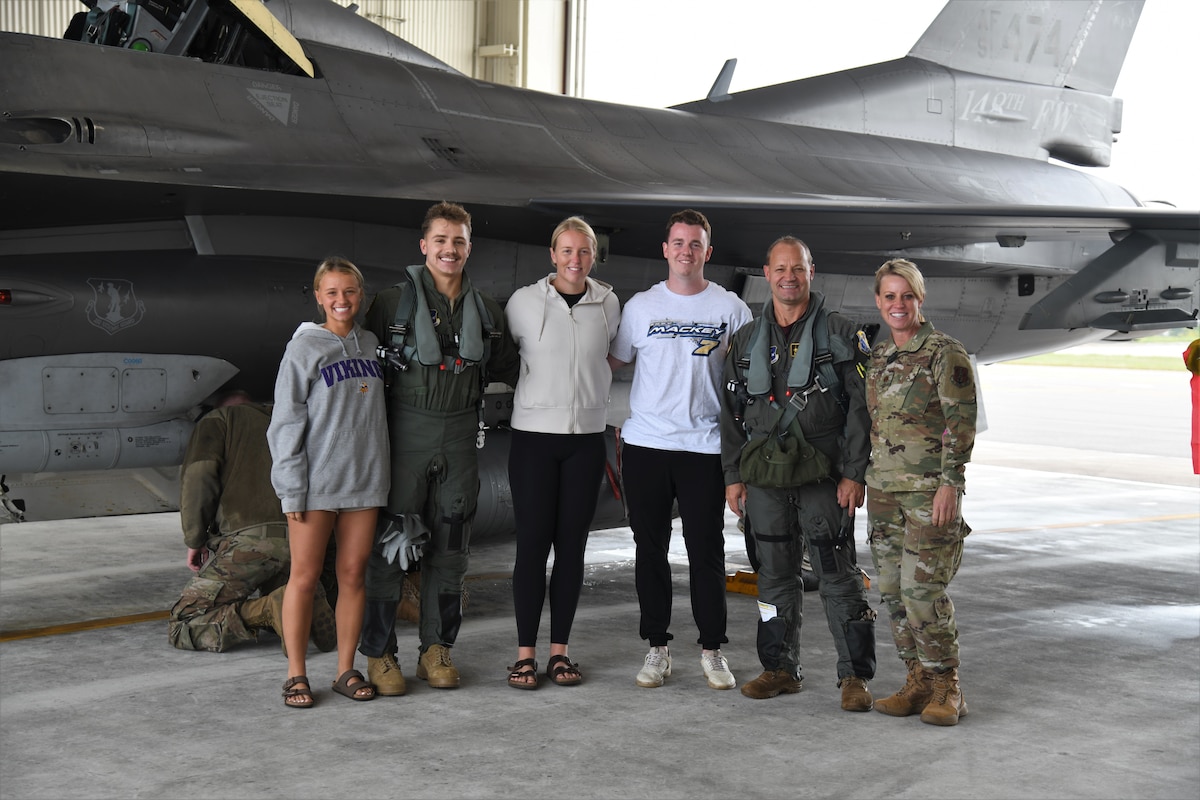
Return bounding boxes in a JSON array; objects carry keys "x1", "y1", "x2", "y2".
[
  {"x1": 720, "y1": 236, "x2": 877, "y2": 710},
  {"x1": 360, "y1": 201, "x2": 519, "y2": 693}
]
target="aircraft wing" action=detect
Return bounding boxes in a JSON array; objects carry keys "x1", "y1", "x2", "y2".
[
  {"x1": 529, "y1": 195, "x2": 1199, "y2": 273},
  {"x1": 1, "y1": 0, "x2": 1196, "y2": 527}
]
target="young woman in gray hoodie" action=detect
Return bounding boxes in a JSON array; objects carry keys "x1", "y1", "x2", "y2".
[{"x1": 268, "y1": 257, "x2": 390, "y2": 707}]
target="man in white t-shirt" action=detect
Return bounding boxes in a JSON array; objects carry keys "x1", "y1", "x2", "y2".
[{"x1": 608, "y1": 209, "x2": 753, "y2": 690}]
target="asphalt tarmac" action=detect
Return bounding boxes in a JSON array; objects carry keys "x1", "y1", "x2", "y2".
[{"x1": 1, "y1": 355, "x2": 1197, "y2": 800}]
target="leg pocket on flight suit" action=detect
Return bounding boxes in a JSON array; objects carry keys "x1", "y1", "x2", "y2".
[{"x1": 803, "y1": 511, "x2": 857, "y2": 578}]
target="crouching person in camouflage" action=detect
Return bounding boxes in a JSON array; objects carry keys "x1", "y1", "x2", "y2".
[
  {"x1": 169, "y1": 396, "x2": 336, "y2": 653},
  {"x1": 866, "y1": 259, "x2": 977, "y2": 726}
]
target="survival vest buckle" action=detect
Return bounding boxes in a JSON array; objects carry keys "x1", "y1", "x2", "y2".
[{"x1": 788, "y1": 375, "x2": 829, "y2": 412}]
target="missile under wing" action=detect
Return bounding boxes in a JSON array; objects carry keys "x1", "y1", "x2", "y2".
[{"x1": 0, "y1": 0, "x2": 1196, "y2": 526}]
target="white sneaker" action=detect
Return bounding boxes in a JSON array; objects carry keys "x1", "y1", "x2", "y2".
[
  {"x1": 701, "y1": 649, "x2": 735, "y2": 690},
  {"x1": 636, "y1": 646, "x2": 672, "y2": 688}
]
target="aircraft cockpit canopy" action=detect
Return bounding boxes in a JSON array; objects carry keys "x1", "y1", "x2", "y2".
[{"x1": 64, "y1": 0, "x2": 315, "y2": 78}]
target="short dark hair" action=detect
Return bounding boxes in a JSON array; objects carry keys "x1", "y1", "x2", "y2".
[
  {"x1": 665, "y1": 209, "x2": 711, "y2": 244},
  {"x1": 422, "y1": 201, "x2": 472, "y2": 237}
]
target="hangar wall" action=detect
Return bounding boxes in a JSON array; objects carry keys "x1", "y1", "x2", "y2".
[{"x1": 0, "y1": 0, "x2": 583, "y2": 94}]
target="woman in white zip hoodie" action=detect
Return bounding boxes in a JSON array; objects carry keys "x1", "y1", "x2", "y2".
[
  {"x1": 268, "y1": 257, "x2": 389, "y2": 707},
  {"x1": 504, "y1": 217, "x2": 621, "y2": 689}
]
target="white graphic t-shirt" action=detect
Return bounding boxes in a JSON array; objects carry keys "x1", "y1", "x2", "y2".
[{"x1": 610, "y1": 281, "x2": 752, "y2": 454}]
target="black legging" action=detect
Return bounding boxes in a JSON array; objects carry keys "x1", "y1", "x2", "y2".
[{"x1": 509, "y1": 429, "x2": 606, "y2": 647}]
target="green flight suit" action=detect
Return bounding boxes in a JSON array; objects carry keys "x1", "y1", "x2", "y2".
[{"x1": 361, "y1": 266, "x2": 519, "y2": 654}]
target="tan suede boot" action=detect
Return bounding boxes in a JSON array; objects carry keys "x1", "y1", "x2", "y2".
[
  {"x1": 873, "y1": 659, "x2": 933, "y2": 717},
  {"x1": 417, "y1": 644, "x2": 460, "y2": 688},
  {"x1": 309, "y1": 586, "x2": 337, "y2": 653},
  {"x1": 240, "y1": 586, "x2": 287, "y2": 654},
  {"x1": 838, "y1": 676, "x2": 873, "y2": 711},
  {"x1": 920, "y1": 667, "x2": 968, "y2": 726},
  {"x1": 368, "y1": 653, "x2": 408, "y2": 696},
  {"x1": 739, "y1": 670, "x2": 803, "y2": 699},
  {"x1": 397, "y1": 573, "x2": 420, "y2": 623}
]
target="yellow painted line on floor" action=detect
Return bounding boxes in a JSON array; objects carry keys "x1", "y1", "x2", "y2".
[
  {"x1": 985, "y1": 512, "x2": 1199, "y2": 535},
  {"x1": 1, "y1": 575, "x2": 514, "y2": 642},
  {"x1": 7, "y1": 515, "x2": 1191, "y2": 642},
  {"x1": 1, "y1": 610, "x2": 169, "y2": 643}
]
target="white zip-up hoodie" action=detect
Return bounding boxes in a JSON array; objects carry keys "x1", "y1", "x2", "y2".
[{"x1": 505, "y1": 274, "x2": 621, "y2": 434}]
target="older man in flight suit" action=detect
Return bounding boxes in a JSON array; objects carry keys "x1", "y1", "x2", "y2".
[{"x1": 720, "y1": 236, "x2": 876, "y2": 710}]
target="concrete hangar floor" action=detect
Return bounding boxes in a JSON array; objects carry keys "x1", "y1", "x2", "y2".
[{"x1": 2, "y1": 352, "x2": 1197, "y2": 799}]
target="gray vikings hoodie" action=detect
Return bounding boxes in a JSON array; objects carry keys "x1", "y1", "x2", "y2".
[{"x1": 267, "y1": 322, "x2": 390, "y2": 513}]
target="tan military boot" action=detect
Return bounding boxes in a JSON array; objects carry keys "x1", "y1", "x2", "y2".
[
  {"x1": 874, "y1": 659, "x2": 933, "y2": 717},
  {"x1": 417, "y1": 643, "x2": 460, "y2": 689},
  {"x1": 740, "y1": 669, "x2": 803, "y2": 699},
  {"x1": 838, "y1": 675, "x2": 873, "y2": 711},
  {"x1": 240, "y1": 586, "x2": 287, "y2": 654},
  {"x1": 920, "y1": 667, "x2": 968, "y2": 726},
  {"x1": 367, "y1": 653, "x2": 408, "y2": 696},
  {"x1": 397, "y1": 573, "x2": 420, "y2": 623},
  {"x1": 309, "y1": 586, "x2": 337, "y2": 653}
]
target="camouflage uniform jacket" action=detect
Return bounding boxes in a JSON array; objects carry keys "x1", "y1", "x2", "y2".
[
  {"x1": 720, "y1": 298, "x2": 871, "y2": 487},
  {"x1": 365, "y1": 266, "x2": 519, "y2": 413},
  {"x1": 179, "y1": 403, "x2": 283, "y2": 550},
  {"x1": 865, "y1": 321, "x2": 977, "y2": 492}
]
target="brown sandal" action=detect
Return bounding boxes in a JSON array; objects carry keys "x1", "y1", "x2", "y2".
[
  {"x1": 332, "y1": 669, "x2": 376, "y2": 701},
  {"x1": 507, "y1": 658, "x2": 539, "y2": 690},
  {"x1": 546, "y1": 654, "x2": 582, "y2": 686},
  {"x1": 282, "y1": 675, "x2": 314, "y2": 709}
]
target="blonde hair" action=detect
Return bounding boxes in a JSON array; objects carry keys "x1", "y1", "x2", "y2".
[
  {"x1": 312, "y1": 256, "x2": 365, "y2": 293},
  {"x1": 874, "y1": 258, "x2": 926, "y2": 323},
  {"x1": 312, "y1": 257, "x2": 365, "y2": 324},
  {"x1": 551, "y1": 216, "x2": 599, "y2": 253}
]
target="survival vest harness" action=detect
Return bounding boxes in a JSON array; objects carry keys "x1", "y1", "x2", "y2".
[
  {"x1": 380, "y1": 264, "x2": 504, "y2": 446},
  {"x1": 730, "y1": 293, "x2": 853, "y2": 433}
]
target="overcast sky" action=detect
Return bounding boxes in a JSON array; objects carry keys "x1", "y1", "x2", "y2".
[{"x1": 582, "y1": 0, "x2": 1200, "y2": 210}]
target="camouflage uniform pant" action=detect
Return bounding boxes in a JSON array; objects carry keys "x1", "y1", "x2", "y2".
[
  {"x1": 867, "y1": 488, "x2": 969, "y2": 670},
  {"x1": 168, "y1": 526, "x2": 290, "y2": 652}
]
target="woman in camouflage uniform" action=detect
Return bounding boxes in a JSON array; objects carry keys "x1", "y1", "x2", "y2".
[{"x1": 865, "y1": 259, "x2": 977, "y2": 727}]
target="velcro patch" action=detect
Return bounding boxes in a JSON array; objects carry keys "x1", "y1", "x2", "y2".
[
  {"x1": 951, "y1": 365, "x2": 970, "y2": 387},
  {"x1": 856, "y1": 330, "x2": 871, "y2": 354}
]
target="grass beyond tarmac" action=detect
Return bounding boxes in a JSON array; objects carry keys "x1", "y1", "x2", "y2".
[{"x1": 1011, "y1": 329, "x2": 1196, "y2": 371}]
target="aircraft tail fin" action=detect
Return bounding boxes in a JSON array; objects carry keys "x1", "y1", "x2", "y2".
[
  {"x1": 674, "y1": 0, "x2": 1145, "y2": 168},
  {"x1": 910, "y1": 0, "x2": 1143, "y2": 96}
]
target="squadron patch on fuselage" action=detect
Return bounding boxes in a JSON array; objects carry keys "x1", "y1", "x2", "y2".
[{"x1": 85, "y1": 278, "x2": 145, "y2": 335}]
